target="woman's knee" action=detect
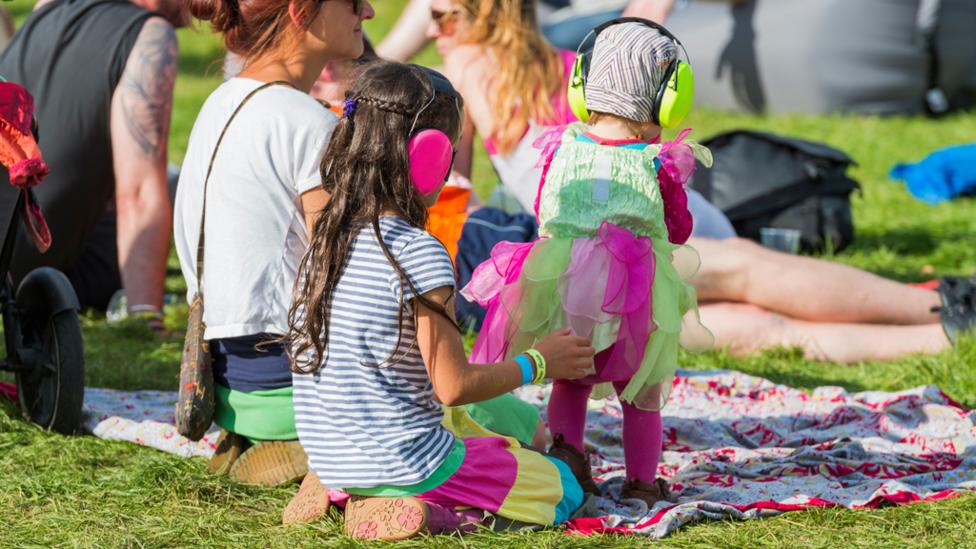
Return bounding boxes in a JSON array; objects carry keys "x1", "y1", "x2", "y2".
[{"x1": 690, "y1": 237, "x2": 761, "y2": 301}]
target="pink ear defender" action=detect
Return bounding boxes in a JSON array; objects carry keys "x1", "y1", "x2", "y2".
[
  {"x1": 408, "y1": 129, "x2": 455, "y2": 195},
  {"x1": 406, "y1": 67, "x2": 461, "y2": 196}
]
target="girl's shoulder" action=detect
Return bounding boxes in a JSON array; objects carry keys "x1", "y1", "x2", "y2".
[
  {"x1": 442, "y1": 45, "x2": 486, "y2": 77},
  {"x1": 377, "y1": 217, "x2": 450, "y2": 260},
  {"x1": 372, "y1": 217, "x2": 456, "y2": 296}
]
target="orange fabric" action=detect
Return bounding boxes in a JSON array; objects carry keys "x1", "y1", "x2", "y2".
[
  {"x1": 427, "y1": 186, "x2": 471, "y2": 262},
  {"x1": 0, "y1": 82, "x2": 51, "y2": 253}
]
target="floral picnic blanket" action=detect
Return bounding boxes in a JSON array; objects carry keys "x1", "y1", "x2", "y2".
[
  {"x1": 6, "y1": 368, "x2": 974, "y2": 537},
  {"x1": 80, "y1": 387, "x2": 221, "y2": 458},
  {"x1": 512, "y1": 370, "x2": 976, "y2": 537}
]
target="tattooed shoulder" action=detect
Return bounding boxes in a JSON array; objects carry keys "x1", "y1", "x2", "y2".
[{"x1": 117, "y1": 17, "x2": 177, "y2": 159}]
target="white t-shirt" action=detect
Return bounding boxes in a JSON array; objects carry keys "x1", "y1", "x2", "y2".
[{"x1": 174, "y1": 78, "x2": 338, "y2": 339}]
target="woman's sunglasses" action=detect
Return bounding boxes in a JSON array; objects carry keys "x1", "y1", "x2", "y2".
[
  {"x1": 430, "y1": 9, "x2": 460, "y2": 33},
  {"x1": 326, "y1": 0, "x2": 363, "y2": 16}
]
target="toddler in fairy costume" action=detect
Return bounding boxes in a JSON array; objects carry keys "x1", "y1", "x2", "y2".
[{"x1": 463, "y1": 18, "x2": 713, "y2": 506}]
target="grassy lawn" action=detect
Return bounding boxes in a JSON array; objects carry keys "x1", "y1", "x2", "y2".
[{"x1": 3, "y1": 0, "x2": 976, "y2": 546}]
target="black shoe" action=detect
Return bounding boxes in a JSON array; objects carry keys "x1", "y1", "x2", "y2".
[{"x1": 936, "y1": 275, "x2": 976, "y2": 344}]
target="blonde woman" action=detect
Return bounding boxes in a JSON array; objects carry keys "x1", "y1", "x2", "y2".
[{"x1": 428, "y1": 0, "x2": 577, "y2": 211}]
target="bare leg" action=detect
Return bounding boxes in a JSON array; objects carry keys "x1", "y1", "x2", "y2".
[
  {"x1": 689, "y1": 237, "x2": 941, "y2": 325},
  {"x1": 700, "y1": 303, "x2": 950, "y2": 363}
]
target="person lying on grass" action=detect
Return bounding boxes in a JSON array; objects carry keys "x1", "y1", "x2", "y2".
[
  {"x1": 285, "y1": 61, "x2": 594, "y2": 541},
  {"x1": 421, "y1": 0, "x2": 976, "y2": 363}
]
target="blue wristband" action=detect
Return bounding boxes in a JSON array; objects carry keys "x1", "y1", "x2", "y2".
[{"x1": 514, "y1": 354, "x2": 534, "y2": 386}]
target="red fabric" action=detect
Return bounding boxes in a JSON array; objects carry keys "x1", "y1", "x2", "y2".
[
  {"x1": 656, "y1": 128, "x2": 696, "y2": 244},
  {"x1": 10, "y1": 157, "x2": 49, "y2": 189},
  {"x1": 0, "y1": 382, "x2": 16, "y2": 401},
  {"x1": 911, "y1": 279, "x2": 940, "y2": 290},
  {"x1": 0, "y1": 82, "x2": 48, "y2": 187},
  {"x1": 0, "y1": 82, "x2": 34, "y2": 135}
]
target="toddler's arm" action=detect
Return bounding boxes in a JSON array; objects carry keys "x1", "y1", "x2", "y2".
[{"x1": 415, "y1": 286, "x2": 595, "y2": 406}]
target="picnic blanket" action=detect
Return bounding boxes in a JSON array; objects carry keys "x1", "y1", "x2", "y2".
[
  {"x1": 80, "y1": 388, "x2": 222, "y2": 458},
  {"x1": 4, "y1": 370, "x2": 975, "y2": 537}
]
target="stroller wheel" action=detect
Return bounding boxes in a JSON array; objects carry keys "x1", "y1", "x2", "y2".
[{"x1": 12, "y1": 268, "x2": 85, "y2": 434}]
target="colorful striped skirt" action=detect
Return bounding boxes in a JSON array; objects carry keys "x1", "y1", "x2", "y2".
[{"x1": 343, "y1": 407, "x2": 583, "y2": 526}]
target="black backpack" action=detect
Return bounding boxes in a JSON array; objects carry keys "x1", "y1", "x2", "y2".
[{"x1": 689, "y1": 130, "x2": 861, "y2": 253}]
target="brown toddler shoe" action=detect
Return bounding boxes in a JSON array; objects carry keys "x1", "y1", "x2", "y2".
[
  {"x1": 621, "y1": 477, "x2": 674, "y2": 507},
  {"x1": 546, "y1": 434, "x2": 599, "y2": 495}
]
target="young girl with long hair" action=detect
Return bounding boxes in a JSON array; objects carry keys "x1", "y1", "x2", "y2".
[{"x1": 286, "y1": 61, "x2": 594, "y2": 540}]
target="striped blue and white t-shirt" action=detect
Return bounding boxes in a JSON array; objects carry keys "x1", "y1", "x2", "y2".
[{"x1": 292, "y1": 216, "x2": 457, "y2": 489}]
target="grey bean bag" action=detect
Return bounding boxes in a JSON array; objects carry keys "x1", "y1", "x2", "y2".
[{"x1": 667, "y1": 0, "x2": 976, "y2": 115}]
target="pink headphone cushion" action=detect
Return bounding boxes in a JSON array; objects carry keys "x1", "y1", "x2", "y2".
[{"x1": 408, "y1": 129, "x2": 454, "y2": 195}]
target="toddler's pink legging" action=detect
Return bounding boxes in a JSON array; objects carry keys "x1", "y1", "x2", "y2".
[{"x1": 547, "y1": 355, "x2": 663, "y2": 484}]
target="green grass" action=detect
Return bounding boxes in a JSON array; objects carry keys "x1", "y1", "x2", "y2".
[{"x1": 3, "y1": 0, "x2": 976, "y2": 546}]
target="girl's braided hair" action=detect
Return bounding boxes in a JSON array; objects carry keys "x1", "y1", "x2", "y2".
[{"x1": 288, "y1": 61, "x2": 464, "y2": 374}]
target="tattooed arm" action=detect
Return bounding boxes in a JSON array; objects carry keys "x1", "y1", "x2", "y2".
[{"x1": 110, "y1": 17, "x2": 177, "y2": 315}]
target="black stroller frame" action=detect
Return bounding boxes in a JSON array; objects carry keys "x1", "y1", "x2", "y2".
[{"x1": 0, "y1": 164, "x2": 85, "y2": 435}]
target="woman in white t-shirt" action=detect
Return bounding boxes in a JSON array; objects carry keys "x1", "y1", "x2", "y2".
[{"x1": 175, "y1": 0, "x2": 375, "y2": 486}]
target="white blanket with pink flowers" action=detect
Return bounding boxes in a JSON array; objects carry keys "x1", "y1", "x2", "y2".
[
  {"x1": 69, "y1": 368, "x2": 976, "y2": 537},
  {"x1": 513, "y1": 370, "x2": 976, "y2": 537}
]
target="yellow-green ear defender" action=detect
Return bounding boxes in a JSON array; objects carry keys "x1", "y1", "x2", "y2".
[
  {"x1": 567, "y1": 54, "x2": 590, "y2": 122},
  {"x1": 566, "y1": 17, "x2": 694, "y2": 128}
]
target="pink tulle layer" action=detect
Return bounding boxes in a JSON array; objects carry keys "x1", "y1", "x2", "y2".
[{"x1": 465, "y1": 221, "x2": 658, "y2": 383}]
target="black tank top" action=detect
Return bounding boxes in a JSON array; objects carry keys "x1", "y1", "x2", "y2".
[{"x1": 0, "y1": 0, "x2": 151, "y2": 279}]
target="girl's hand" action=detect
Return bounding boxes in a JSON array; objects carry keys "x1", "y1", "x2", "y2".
[{"x1": 534, "y1": 328, "x2": 596, "y2": 380}]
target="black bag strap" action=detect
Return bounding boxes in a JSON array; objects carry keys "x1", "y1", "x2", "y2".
[{"x1": 195, "y1": 80, "x2": 293, "y2": 296}]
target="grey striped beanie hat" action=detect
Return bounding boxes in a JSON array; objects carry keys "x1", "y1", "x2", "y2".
[{"x1": 584, "y1": 21, "x2": 678, "y2": 124}]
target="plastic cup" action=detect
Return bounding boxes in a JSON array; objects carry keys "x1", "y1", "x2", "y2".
[{"x1": 760, "y1": 227, "x2": 801, "y2": 254}]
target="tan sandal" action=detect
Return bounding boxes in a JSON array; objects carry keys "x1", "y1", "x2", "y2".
[
  {"x1": 344, "y1": 496, "x2": 430, "y2": 540},
  {"x1": 282, "y1": 472, "x2": 331, "y2": 525},
  {"x1": 207, "y1": 430, "x2": 250, "y2": 476},
  {"x1": 228, "y1": 440, "x2": 308, "y2": 486}
]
